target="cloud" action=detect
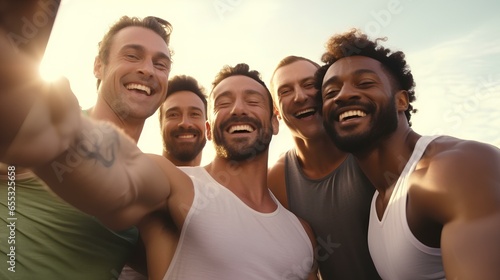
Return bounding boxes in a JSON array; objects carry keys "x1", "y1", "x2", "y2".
[{"x1": 409, "y1": 21, "x2": 500, "y2": 146}]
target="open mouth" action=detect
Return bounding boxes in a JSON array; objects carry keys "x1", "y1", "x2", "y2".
[
  {"x1": 339, "y1": 110, "x2": 367, "y2": 121},
  {"x1": 294, "y1": 108, "x2": 316, "y2": 119},
  {"x1": 227, "y1": 124, "x2": 255, "y2": 134},
  {"x1": 177, "y1": 134, "x2": 196, "y2": 139},
  {"x1": 126, "y1": 83, "x2": 152, "y2": 95}
]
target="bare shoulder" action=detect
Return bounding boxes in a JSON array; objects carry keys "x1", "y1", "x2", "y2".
[
  {"x1": 268, "y1": 152, "x2": 288, "y2": 208},
  {"x1": 423, "y1": 137, "x2": 500, "y2": 278},
  {"x1": 428, "y1": 135, "x2": 500, "y2": 161},
  {"x1": 424, "y1": 136, "x2": 500, "y2": 184},
  {"x1": 415, "y1": 136, "x2": 500, "y2": 221}
]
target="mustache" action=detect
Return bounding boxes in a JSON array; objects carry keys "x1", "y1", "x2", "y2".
[
  {"x1": 170, "y1": 127, "x2": 202, "y2": 137},
  {"x1": 330, "y1": 100, "x2": 376, "y2": 118}
]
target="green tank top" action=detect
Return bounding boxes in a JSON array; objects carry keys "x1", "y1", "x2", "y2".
[{"x1": 0, "y1": 174, "x2": 138, "y2": 279}]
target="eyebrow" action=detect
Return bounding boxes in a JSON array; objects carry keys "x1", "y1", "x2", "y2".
[
  {"x1": 322, "y1": 69, "x2": 378, "y2": 91},
  {"x1": 215, "y1": 89, "x2": 264, "y2": 100},
  {"x1": 165, "y1": 106, "x2": 204, "y2": 113},
  {"x1": 243, "y1": 89, "x2": 266, "y2": 99},
  {"x1": 121, "y1": 44, "x2": 172, "y2": 62},
  {"x1": 278, "y1": 76, "x2": 315, "y2": 91}
]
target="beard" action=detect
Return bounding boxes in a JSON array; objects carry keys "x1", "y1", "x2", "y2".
[
  {"x1": 324, "y1": 94, "x2": 398, "y2": 154},
  {"x1": 164, "y1": 128, "x2": 206, "y2": 162},
  {"x1": 212, "y1": 115, "x2": 273, "y2": 161}
]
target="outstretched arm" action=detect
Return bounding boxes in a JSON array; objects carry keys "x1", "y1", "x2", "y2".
[
  {"x1": 0, "y1": 0, "x2": 73, "y2": 165},
  {"x1": 32, "y1": 117, "x2": 176, "y2": 229},
  {"x1": 0, "y1": 1, "x2": 185, "y2": 230},
  {"x1": 0, "y1": 0, "x2": 60, "y2": 60}
]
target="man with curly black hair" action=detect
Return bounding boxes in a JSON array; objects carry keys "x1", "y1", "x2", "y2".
[{"x1": 317, "y1": 28, "x2": 500, "y2": 280}]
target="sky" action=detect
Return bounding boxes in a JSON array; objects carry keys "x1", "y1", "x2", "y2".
[{"x1": 40, "y1": 0, "x2": 500, "y2": 166}]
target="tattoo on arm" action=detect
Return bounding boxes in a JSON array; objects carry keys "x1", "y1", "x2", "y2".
[
  {"x1": 50, "y1": 122, "x2": 123, "y2": 182},
  {"x1": 76, "y1": 123, "x2": 120, "y2": 167}
]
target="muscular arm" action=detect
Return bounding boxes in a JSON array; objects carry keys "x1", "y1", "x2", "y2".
[
  {"x1": 430, "y1": 140, "x2": 500, "y2": 279},
  {"x1": 30, "y1": 116, "x2": 185, "y2": 230},
  {"x1": 0, "y1": 1, "x2": 188, "y2": 230},
  {"x1": 0, "y1": 0, "x2": 60, "y2": 60},
  {"x1": 1, "y1": 71, "x2": 183, "y2": 230}
]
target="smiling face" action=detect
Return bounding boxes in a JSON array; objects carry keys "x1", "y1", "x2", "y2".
[
  {"x1": 321, "y1": 56, "x2": 399, "y2": 153},
  {"x1": 208, "y1": 75, "x2": 278, "y2": 161},
  {"x1": 160, "y1": 90, "x2": 207, "y2": 163},
  {"x1": 94, "y1": 26, "x2": 171, "y2": 120},
  {"x1": 272, "y1": 60, "x2": 324, "y2": 140}
]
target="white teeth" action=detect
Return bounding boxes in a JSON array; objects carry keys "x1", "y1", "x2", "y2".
[
  {"x1": 228, "y1": 124, "x2": 254, "y2": 133},
  {"x1": 295, "y1": 108, "x2": 315, "y2": 117},
  {"x1": 339, "y1": 110, "x2": 367, "y2": 121},
  {"x1": 126, "y1": 83, "x2": 151, "y2": 95},
  {"x1": 178, "y1": 134, "x2": 195, "y2": 139}
]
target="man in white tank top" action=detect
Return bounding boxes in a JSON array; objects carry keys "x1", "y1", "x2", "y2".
[{"x1": 317, "y1": 29, "x2": 500, "y2": 279}]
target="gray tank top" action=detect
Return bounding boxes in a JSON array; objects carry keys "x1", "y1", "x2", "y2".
[{"x1": 285, "y1": 150, "x2": 381, "y2": 279}]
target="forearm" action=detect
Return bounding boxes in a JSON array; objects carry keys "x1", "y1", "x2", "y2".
[
  {"x1": 0, "y1": 0, "x2": 60, "y2": 60},
  {"x1": 1, "y1": 76, "x2": 81, "y2": 166},
  {"x1": 33, "y1": 117, "x2": 170, "y2": 229},
  {"x1": 0, "y1": 0, "x2": 70, "y2": 164}
]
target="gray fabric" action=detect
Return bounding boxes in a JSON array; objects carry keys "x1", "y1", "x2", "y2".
[{"x1": 285, "y1": 151, "x2": 381, "y2": 279}]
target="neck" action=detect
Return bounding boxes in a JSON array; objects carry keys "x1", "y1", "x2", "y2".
[
  {"x1": 293, "y1": 134, "x2": 348, "y2": 179},
  {"x1": 87, "y1": 98, "x2": 145, "y2": 143},
  {"x1": 205, "y1": 151, "x2": 275, "y2": 212},
  {"x1": 353, "y1": 123, "x2": 420, "y2": 193},
  {"x1": 163, "y1": 152, "x2": 202, "y2": 167},
  {"x1": 205, "y1": 151, "x2": 269, "y2": 197}
]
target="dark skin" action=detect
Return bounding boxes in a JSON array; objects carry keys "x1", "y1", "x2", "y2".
[{"x1": 322, "y1": 55, "x2": 500, "y2": 279}]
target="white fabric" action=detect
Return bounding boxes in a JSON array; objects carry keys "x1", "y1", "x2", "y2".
[
  {"x1": 368, "y1": 135, "x2": 446, "y2": 280},
  {"x1": 163, "y1": 166, "x2": 314, "y2": 280}
]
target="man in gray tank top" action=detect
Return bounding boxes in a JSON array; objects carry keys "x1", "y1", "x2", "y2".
[{"x1": 268, "y1": 56, "x2": 380, "y2": 279}]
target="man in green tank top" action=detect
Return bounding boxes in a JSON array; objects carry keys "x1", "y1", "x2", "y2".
[{"x1": 0, "y1": 2, "x2": 173, "y2": 279}]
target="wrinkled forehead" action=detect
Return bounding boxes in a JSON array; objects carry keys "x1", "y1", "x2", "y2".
[{"x1": 210, "y1": 75, "x2": 270, "y2": 104}]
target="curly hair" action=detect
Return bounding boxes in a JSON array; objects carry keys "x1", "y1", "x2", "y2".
[
  {"x1": 210, "y1": 63, "x2": 274, "y2": 118},
  {"x1": 315, "y1": 28, "x2": 417, "y2": 125},
  {"x1": 96, "y1": 16, "x2": 173, "y2": 89}
]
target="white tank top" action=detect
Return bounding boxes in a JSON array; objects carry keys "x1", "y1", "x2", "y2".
[
  {"x1": 163, "y1": 166, "x2": 314, "y2": 280},
  {"x1": 368, "y1": 136, "x2": 445, "y2": 280}
]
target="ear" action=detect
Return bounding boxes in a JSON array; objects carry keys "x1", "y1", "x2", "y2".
[
  {"x1": 94, "y1": 56, "x2": 102, "y2": 79},
  {"x1": 395, "y1": 90, "x2": 409, "y2": 112},
  {"x1": 205, "y1": 121, "x2": 212, "y2": 141},
  {"x1": 271, "y1": 114, "x2": 279, "y2": 135},
  {"x1": 273, "y1": 106, "x2": 282, "y2": 120}
]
